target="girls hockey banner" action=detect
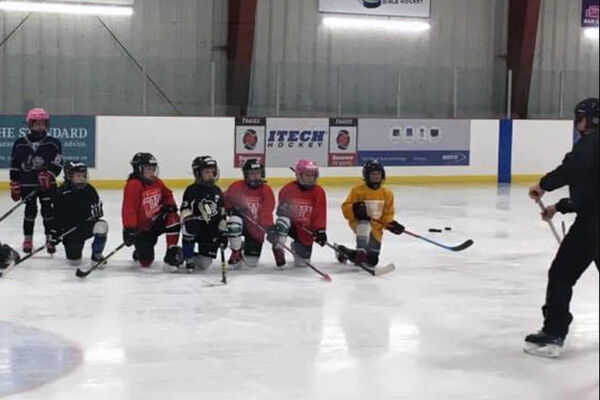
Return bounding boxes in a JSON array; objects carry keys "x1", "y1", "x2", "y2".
[
  {"x1": 356, "y1": 119, "x2": 471, "y2": 166},
  {"x1": 0, "y1": 115, "x2": 96, "y2": 168},
  {"x1": 319, "y1": 0, "x2": 431, "y2": 18}
]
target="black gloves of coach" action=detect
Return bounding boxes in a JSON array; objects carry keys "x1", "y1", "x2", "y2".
[
  {"x1": 313, "y1": 229, "x2": 327, "y2": 247},
  {"x1": 387, "y1": 221, "x2": 405, "y2": 235},
  {"x1": 48, "y1": 229, "x2": 61, "y2": 246},
  {"x1": 123, "y1": 228, "x2": 138, "y2": 247},
  {"x1": 352, "y1": 202, "x2": 370, "y2": 221}
]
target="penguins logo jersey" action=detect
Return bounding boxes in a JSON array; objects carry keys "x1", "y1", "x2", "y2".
[{"x1": 181, "y1": 183, "x2": 226, "y2": 235}]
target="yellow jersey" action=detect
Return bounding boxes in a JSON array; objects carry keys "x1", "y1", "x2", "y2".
[{"x1": 341, "y1": 182, "x2": 395, "y2": 243}]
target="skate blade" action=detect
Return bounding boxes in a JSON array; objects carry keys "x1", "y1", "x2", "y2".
[{"x1": 523, "y1": 342, "x2": 561, "y2": 358}]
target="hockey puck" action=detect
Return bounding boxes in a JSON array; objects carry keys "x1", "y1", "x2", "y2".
[
  {"x1": 428, "y1": 228, "x2": 442, "y2": 233},
  {"x1": 444, "y1": 227, "x2": 452, "y2": 231}
]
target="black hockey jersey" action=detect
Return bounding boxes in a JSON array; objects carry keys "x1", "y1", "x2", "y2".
[
  {"x1": 10, "y1": 135, "x2": 63, "y2": 187},
  {"x1": 53, "y1": 183, "x2": 101, "y2": 234},
  {"x1": 180, "y1": 183, "x2": 226, "y2": 240}
]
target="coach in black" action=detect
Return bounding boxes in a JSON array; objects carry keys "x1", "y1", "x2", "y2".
[{"x1": 525, "y1": 97, "x2": 599, "y2": 358}]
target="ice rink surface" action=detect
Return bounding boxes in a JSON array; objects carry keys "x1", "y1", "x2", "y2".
[{"x1": 0, "y1": 184, "x2": 598, "y2": 400}]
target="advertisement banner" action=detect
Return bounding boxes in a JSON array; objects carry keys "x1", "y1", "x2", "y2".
[
  {"x1": 328, "y1": 118, "x2": 359, "y2": 166},
  {"x1": 265, "y1": 118, "x2": 329, "y2": 167},
  {"x1": 582, "y1": 0, "x2": 599, "y2": 27},
  {"x1": 0, "y1": 115, "x2": 96, "y2": 169},
  {"x1": 319, "y1": 0, "x2": 431, "y2": 18},
  {"x1": 234, "y1": 117, "x2": 266, "y2": 167},
  {"x1": 357, "y1": 119, "x2": 470, "y2": 166}
]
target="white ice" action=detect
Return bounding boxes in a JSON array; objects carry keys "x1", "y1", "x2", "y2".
[{"x1": 0, "y1": 184, "x2": 598, "y2": 400}]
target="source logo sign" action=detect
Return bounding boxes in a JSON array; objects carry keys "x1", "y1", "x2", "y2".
[
  {"x1": 234, "y1": 117, "x2": 266, "y2": 167},
  {"x1": 329, "y1": 118, "x2": 358, "y2": 166},
  {"x1": 319, "y1": 0, "x2": 431, "y2": 18},
  {"x1": 265, "y1": 118, "x2": 329, "y2": 167},
  {"x1": 358, "y1": 119, "x2": 470, "y2": 166},
  {"x1": 0, "y1": 115, "x2": 96, "y2": 169}
]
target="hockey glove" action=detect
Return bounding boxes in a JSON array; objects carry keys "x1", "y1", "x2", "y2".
[
  {"x1": 123, "y1": 228, "x2": 138, "y2": 247},
  {"x1": 10, "y1": 181, "x2": 21, "y2": 202},
  {"x1": 352, "y1": 202, "x2": 370, "y2": 221},
  {"x1": 37, "y1": 170, "x2": 54, "y2": 191},
  {"x1": 387, "y1": 221, "x2": 405, "y2": 235},
  {"x1": 313, "y1": 229, "x2": 327, "y2": 247},
  {"x1": 91, "y1": 202, "x2": 104, "y2": 219}
]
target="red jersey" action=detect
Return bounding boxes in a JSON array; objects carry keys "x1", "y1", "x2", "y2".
[
  {"x1": 224, "y1": 180, "x2": 275, "y2": 241},
  {"x1": 122, "y1": 177, "x2": 178, "y2": 231},
  {"x1": 278, "y1": 181, "x2": 327, "y2": 246}
]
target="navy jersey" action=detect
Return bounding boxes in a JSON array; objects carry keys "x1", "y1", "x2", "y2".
[
  {"x1": 54, "y1": 183, "x2": 101, "y2": 234},
  {"x1": 10, "y1": 136, "x2": 63, "y2": 187},
  {"x1": 181, "y1": 183, "x2": 226, "y2": 240}
]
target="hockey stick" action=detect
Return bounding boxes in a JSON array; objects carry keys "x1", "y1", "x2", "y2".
[
  {"x1": 0, "y1": 190, "x2": 37, "y2": 224},
  {"x1": 536, "y1": 200, "x2": 562, "y2": 245},
  {"x1": 1, "y1": 216, "x2": 96, "y2": 278},
  {"x1": 295, "y1": 224, "x2": 393, "y2": 276},
  {"x1": 241, "y1": 213, "x2": 331, "y2": 281},
  {"x1": 201, "y1": 244, "x2": 229, "y2": 287},
  {"x1": 373, "y1": 218, "x2": 474, "y2": 252},
  {"x1": 75, "y1": 242, "x2": 126, "y2": 278}
]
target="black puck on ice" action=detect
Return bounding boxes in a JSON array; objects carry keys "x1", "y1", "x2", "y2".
[
  {"x1": 428, "y1": 228, "x2": 442, "y2": 233},
  {"x1": 444, "y1": 227, "x2": 452, "y2": 231}
]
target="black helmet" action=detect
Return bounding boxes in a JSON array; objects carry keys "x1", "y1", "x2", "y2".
[
  {"x1": 362, "y1": 159, "x2": 386, "y2": 189},
  {"x1": 64, "y1": 161, "x2": 88, "y2": 190},
  {"x1": 242, "y1": 158, "x2": 265, "y2": 189},
  {"x1": 130, "y1": 152, "x2": 158, "y2": 183},
  {"x1": 574, "y1": 98, "x2": 600, "y2": 129},
  {"x1": 192, "y1": 156, "x2": 219, "y2": 184}
]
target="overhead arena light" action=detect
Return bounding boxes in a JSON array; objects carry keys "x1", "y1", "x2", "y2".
[
  {"x1": 584, "y1": 27, "x2": 599, "y2": 40},
  {"x1": 322, "y1": 16, "x2": 430, "y2": 33},
  {"x1": 0, "y1": 0, "x2": 134, "y2": 16}
]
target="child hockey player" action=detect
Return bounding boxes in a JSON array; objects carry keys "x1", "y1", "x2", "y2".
[
  {"x1": 48, "y1": 161, "x2": 107, "y2": 265},
  {"x1": 268, "y1": 159, "x2": 327, "y2": 267},
  {"x1": 122, "y1": 153, "x2": 183, "y2": 270},
  {"x1": 224, "y1": 159, "x2": 276, "y2": 269},
  {"x1": 340, "y1": 160, "x2": 404, "y2": 267},
  {"x1": 9, "y1": 108, "x2": 63, "y2": 254},
  {"x1": 179, "y1": 156, "x2": 228, "y2": 272}
]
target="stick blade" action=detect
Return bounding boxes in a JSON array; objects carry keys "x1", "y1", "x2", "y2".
[
  {"x1": 323, "y1": 273, "x2": 332, "y2": 282},
  {"x1": 373, "y1": 263, "x2": 395, "y2": 276},
  {"x1": 75, "y1": 267, "x2": 90, "y2": 278},
  {"x1": 451, "y1": 239, "x2": 474, "y2": 252}
]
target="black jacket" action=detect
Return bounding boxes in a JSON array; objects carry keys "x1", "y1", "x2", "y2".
[{"x1": 540, "y1": 130, "x2": 599, "y2": 215}]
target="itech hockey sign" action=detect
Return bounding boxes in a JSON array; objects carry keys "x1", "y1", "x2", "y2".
[
  {"x1": 265, "y1": 118, "x2": 329, "y2": 167},
  {"x1": 319, "y1": 0, "x2": 431, "y2": 18}
]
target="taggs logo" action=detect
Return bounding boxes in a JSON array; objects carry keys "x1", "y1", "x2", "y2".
[
  {"x1": 336, "y1": 129, "x2": 351, "y2": 151},
  {"x1": 243, "y1": 129, "x2": 258, "y2": 151}
]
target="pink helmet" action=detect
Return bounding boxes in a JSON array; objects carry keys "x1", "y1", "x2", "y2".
[
  {"x1": 26, "y1": 108, "x2": 50, "y2": 126},
  {"x1": 295, "y1": 159, "x2": 319, "y2": 187}
]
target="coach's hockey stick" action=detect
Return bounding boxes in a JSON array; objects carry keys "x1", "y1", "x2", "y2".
[
  {"x1": 536, "y1": 200, "x2": 562, "y2": 245},
  {"x1": 0, "y1": 190, "x2": 37, "y2": 224},
  {"x1": 373, "y1": 218, "x2": 473, "y2": 252},
  {"x1": 241, "y1": 213, "x2": 331, "y2": 281}
]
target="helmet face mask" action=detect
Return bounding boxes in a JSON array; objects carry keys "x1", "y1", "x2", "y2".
[
  {"x1": 242, "y1": 159, "x2": 265, "y2": 189},
  {"x1": 64, "y1": 161, "x2": 89, "y2": 191},
  {"x1": 362, "y1": 160, "x2": 385, "y2": 189},
  {"x1": 192, "y1": 156, "x2": 219, "y2": 185},
  {"x1": 131, "y1": 153, "x2": 159, "y2": 183},
  {"x1": 294, "y1": 159, "x2": 319, "y2": 189},
  {"x1": 25, "y1": 108, "x2": 50, "y2": 140}
]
